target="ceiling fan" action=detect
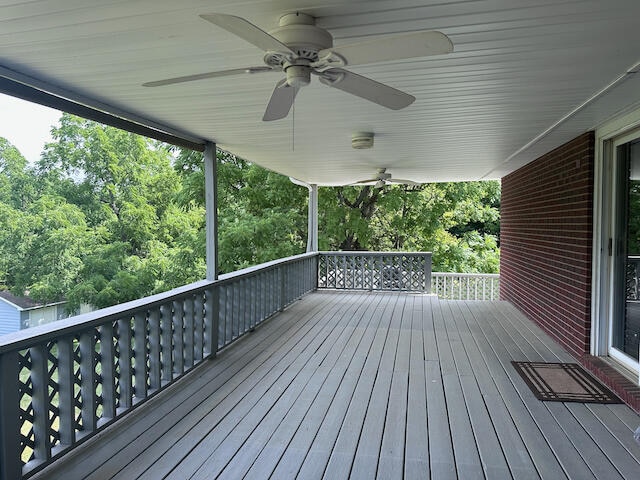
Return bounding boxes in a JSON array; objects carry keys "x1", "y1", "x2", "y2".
[
  {"x1": 355, "y1": 168, "x2": 420, "y2": 188},
  {"x1": 143, "y1": 12, "x2": 453, "y2": 121}
]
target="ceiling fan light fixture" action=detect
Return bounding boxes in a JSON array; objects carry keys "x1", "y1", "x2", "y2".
[
  {"x1": 352, "y1": 132, "x2": 374, "y2": 149},
  {"x1": 284, "y1": 64, "x2": 311, "y2": 87}
]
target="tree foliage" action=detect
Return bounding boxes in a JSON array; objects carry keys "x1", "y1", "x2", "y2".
[
  {"x1": 1, "y1": 115, "x2": 206, "y2": 310},
  {"x1": 319, "y1": 181, "x2": 500, "y2": 273},
  {"x1": 0, "y1": 113, "x2": 500, "y2": 312}
]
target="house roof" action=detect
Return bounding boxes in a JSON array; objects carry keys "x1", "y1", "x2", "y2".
[
  {"x1": 0, "y1": 291, "x2": 41, "y2": 310},
  {"x1": 1, "y1": 1, "x2": 640, "y2": 185}
]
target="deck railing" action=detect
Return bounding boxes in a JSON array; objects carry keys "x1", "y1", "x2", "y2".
[
  {"x1": 626, "y1": 255, "x2": 640, "y2": 300},
  {"x1": 317, "y1": 251, "x2": 432, "y2": 292},
  {"x1": 0, "y1": 250, "x2": 434, "y2": 479},
  {"x1": 0, "y1": 252, "x2": 317, "y2": 480},
  {"x1": 431, "y1": 272, "x2": 500, "y2": 300}
]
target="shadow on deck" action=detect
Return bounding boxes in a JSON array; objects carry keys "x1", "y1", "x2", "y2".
[{"x1": 32, "y1": 291, "x2": 640, "y2": 479}]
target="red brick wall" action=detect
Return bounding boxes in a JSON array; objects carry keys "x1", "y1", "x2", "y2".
[{"x1": 500, "y1": 132, "x2": 595, "y2": 358}]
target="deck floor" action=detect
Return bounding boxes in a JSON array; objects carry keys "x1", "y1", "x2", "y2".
[{"x1": 34, "y1": 291, "x2": 640, "y2": 479}]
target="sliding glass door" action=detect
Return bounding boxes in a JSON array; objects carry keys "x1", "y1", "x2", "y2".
[{"x1": 611, "y1": 137, "x2": 640, "y2": 365}]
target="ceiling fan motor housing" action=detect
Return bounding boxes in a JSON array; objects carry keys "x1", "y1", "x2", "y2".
[{"x1": 269, "y1": 13, "x2": 333, "y2": 61}]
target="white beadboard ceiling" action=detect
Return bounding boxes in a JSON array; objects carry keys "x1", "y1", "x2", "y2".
[{"x1": 1, "y1": 0, "x2": 640, "y2": 185}]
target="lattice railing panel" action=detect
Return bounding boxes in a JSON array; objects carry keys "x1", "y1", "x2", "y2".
[{"x1": 318, "y1": 252, "x2": 431, "y2": 292}]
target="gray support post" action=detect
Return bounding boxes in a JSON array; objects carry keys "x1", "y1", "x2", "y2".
[
  {"x1": 204, "y1": 142, "x2": 219, "y2": 281},
  {"x1": 0, "y1": 351, "x2": 21, "y2": 480},
  {"x1": 307, "y1": 184, "x2": 318, "y2": 252}
]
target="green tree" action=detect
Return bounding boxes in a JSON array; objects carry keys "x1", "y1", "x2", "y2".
[
  {"x1": 320, "y1": 181, "x2": 500, "y2": 273},
  {"x1": 174, "y1": 148, "x2": 308, "y2": 273},
  {"x1": 30, "y1": 114, "x2": 206, "y2": 308},
  {"x1": 0, "y1": 138, "x2": 39, "y2": 209},
  {"x1": 1, "y1": 116, "x2": 501, "y2": 314}
]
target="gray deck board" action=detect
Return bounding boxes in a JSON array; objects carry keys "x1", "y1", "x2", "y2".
[
  {"x1": 403, "y1": 296, "x2": 430, "y2": 480},
  {"x1": 480, "y1": 301, "x2": 598, "y2": 479},
  {"x1": 32, "y1": 291, "x2": 640, "y2": 480}
]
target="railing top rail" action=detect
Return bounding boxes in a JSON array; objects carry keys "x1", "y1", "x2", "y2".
[
  {"x1": 432, "y1": 272, "x2": 500, "y2": 278},
  {"x1": 0, "y1": 251, "x2": 318, "y2": 354},
  {"x1": 1, "y1": 251, "x2": 440, "y2": 353},
  {"x1": 319, "y1": 251, "x2": 431, "y2": 257},
  {"x1": 218, "y1": 252, "x2": 317, "y2": 280},
  {"x1": 0, "y1": 279, "x2": 213, "y2": 353}
]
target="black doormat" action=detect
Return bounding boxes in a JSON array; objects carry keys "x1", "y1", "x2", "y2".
[{"x1": 511, "y1": 361, "x2": 622, "y2": 404}]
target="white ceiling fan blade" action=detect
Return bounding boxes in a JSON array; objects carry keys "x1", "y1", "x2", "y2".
[
  {"x1": 354, "y1": 178, "x2": 378, "y2": 184},
  {"x1": 263, "y1": 79, "x2": 298, "y2": 121},
  {"x1": 143, "y1": 66, "x2": 274, "y2": 87},
  {"x1": 200, "y1": 14, "x2": 295, "y2": 55},
  {"x1": 318, "y1": 30, "x2": 453, "y2": 67},
  {"x1": 389, "y1": 178, "x2": 421, "y2": 186},
  {"x1": 320, "y1": 69, "x2": 415, "y2": 110}
]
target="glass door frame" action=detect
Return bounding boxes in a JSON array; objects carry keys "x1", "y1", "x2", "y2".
[
  {"x1": 607, "y1": 131, "x2": 640, "y2": 371},
  {"x1": 592, "y1": 108, "x2": 640, "y2": 383}
]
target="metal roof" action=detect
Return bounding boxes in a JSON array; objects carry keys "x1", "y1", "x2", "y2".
[{"x1": 1, "y1": 0, "x2": 640, "y2": 185}]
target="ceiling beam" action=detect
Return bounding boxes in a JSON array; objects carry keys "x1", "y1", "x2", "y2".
[{"x1": 0, "y1": 66, "x2": 207, "y2": 152}]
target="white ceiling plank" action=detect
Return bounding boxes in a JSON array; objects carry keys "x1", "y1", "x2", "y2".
[{"x1": 1, "y1": 0, "x2": 639, "y2": 184}]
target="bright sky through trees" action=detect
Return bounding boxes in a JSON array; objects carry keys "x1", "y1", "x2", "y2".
[{"x1": 0, "y1": 94, "x2": 60, "y2": 164}]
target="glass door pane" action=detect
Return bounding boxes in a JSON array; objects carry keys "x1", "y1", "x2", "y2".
[{"x1": 613, "y1": 139, "x2": 640, "y2": 360}]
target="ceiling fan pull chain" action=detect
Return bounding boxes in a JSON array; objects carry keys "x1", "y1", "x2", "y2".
[{"x1": 291, "y1": 88, "x2": 295, "y2": 152}]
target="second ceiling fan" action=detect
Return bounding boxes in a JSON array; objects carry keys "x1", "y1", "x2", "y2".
[
  {"x1": 355, "y1": 168, "x2": 420, "y2": 188},
  {"x1": 144, "y1": 12, "x2": 453, "y2": 121}
]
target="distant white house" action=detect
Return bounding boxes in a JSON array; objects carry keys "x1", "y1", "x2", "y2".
[{"x1": 0, "y1": 291, "x2": 70, "y2": 336}]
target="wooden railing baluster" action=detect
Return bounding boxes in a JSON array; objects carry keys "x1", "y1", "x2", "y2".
[
  {"x1": 30, "y1": 343, "x2": 50, "y2": 463},
  {"x1": 148, "y1": 309, "x2": 161, "y2": 391},
  {"x1": 172, "y1": 301, "x2": 184, "y2": 376},
  {"x1": 194, "y1": 293, "x2": 204, "y2": 362},
  {"x1": 160, "y1": 304, "x2": 173, "y2": 382},
  {"x1": 183, "y1": 297, "x2": 194, "y2": 369},
  {"x1": 0, "y1": 252, "x2": 335, "y2": 478},
  {"x1": 79, "y1": 330, "x2": 97, "y2": 434},
  {"x1": 117, "y1": 318, "x2": 133, "y2": 409},
  {"x1": 99, "y1": 323, "x2": 117, "y2": 421},
  {"x1": 57, "y1": 336, "x2": 75, "y2": 448}
]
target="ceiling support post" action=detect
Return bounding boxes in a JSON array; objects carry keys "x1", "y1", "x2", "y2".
[
  {"x1": 308, "y1": 184, "x2": 319, "y2": 252},
  {"x1": 204, "y1": 142, "x2": 219, "y2": 280}
]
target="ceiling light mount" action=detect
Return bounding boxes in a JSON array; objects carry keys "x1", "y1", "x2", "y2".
[{"x1": 351, "y1": 132, "x2": 374, "y2": 149}]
